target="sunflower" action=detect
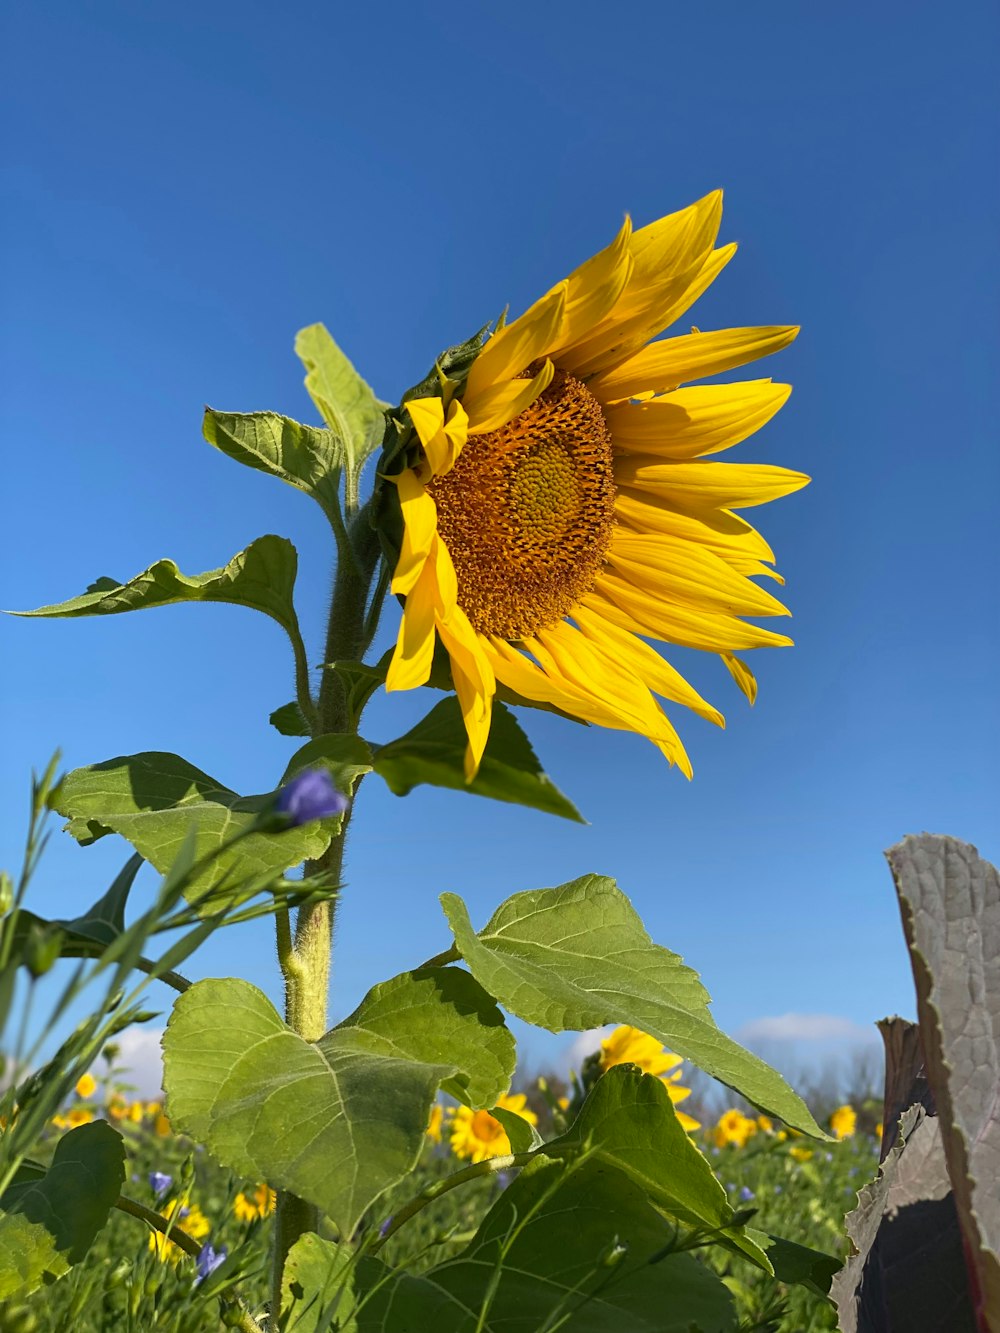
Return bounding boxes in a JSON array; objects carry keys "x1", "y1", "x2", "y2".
[
  {"x1": 829, "y1": 1103, "x2": 857, "y2": 1140},
  {"x1": 599, "y1": 1025, "x2": 700, "y2": 1132},
  {"x1": 233, "y1": 1183, "x2": 276, "y2": 1224},
  {"x1": 712, "y1": 1108, "x2": 758, "y2": 1149},
  {"x1": 380, "y1": 192, "x2": 806, "y2": 779},
  {"x1": 148, "y1": 1200, "x2": 211, "y2": 1263},
  {"x1": 449, "y1": 1092, "x2": 538, "y2": 1164}
]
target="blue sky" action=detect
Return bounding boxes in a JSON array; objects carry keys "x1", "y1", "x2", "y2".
[{"x1": 2, "y1": 1, "x2": 998, "y2": 1085}]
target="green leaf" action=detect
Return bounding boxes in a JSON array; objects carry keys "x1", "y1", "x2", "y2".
[
  {"x1": 488, "y1": 1105, "x2": 543, "y2": 1153},
  {"x1": 280, "y1": 734, "x2": 374, "y2": 795},
  {"x1": 442, "y1": 874, "x2": 824, "y2": 1136},
  {"x1": 0, "y1": 1121, "x2": 125, "y2": 1299},
  {"x1": 13, "y1": 534, "x2": 305, "y2": 649},
  {"x1": 743, "y1": 1230, "x2": 840, "y2": 1298},
  {"x1": 270, "y1": 701, "x2": 311, "y2": 738},
  {"x1": 50, "y1": 752, "x2": 336, "y2": 907},
  {"x1": 886, "y1": 834, "x2": 1000, "y2": 1324},
  {"x1": 544, "y1": 1067, "x2": 770, "y2": 1270},
  {"x1": 322, "y1": 659, "x2": 390, "y2": 732},
  {"x1": 162, "y1": 968, "x2": 515, "y2": 1237},
  {"x1": 7, "y1": 854, "x2": 143, "y2": 960},
  {"x1": 349, "y1": 1158, "x2": 737, "y2": 1331},
  {"x1": 373, "y1": 697, "x2": 583, "y2": 821},
  {"x1": 281, "y1": 1233, "x2": 355, "y2": 1333},
  {"x1": 295, "y1": 323, "x2": 386, "y2": 500},
  {"x1": 203, "y1": 409, "x2": 344, "y2": 525}
]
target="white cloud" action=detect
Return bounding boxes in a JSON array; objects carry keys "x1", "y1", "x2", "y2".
[
  {"x1": 737, "y1": 1013, "x2": 878, "y2": 1045},
  {"x1": 562, "y1": 1026, "x2": 613, "y2": 1073},
  {"x1": 112, "y1": 1025, "x2": 166, "y2": 1099}
]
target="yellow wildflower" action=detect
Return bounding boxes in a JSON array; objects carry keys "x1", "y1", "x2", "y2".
[
  {"x1": 599, "y1": 1025, "x2": 700, "y2": 1132},
  {"x1": 233, "y1": 1184, "x2": 276, "y2": 1224},
  {"x1": 789, "y1": 1145, "x2": 814, "y2": 1163},
  {"x1": 713, "y1": 1109, "x2": 758, "y2": 1148},
  {"x1": 148, "y1": 1201, "x2": 210, "y2": 1263},
  {"x1": 75, "y1": 1073, "x2": 97, "y2": 1099},
  {"x1": 756, "y1": 1115, "x2": 773, "y2": 1133},
  {"x1": 449, "y1": 1093, "x2": 538, "y2": 1164},
  {"x1": 830, "y1": 1104, "x2": 857, "y2": 1140},
  {"x1": 426, "y1": 1103, "x2": 445, "y2": 1144}
]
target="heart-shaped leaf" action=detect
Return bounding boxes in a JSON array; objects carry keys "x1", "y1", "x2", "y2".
[
  {"x1": 203, "y1": 409, "x2": 344, "y2": 525},
  {"x1": 163, "y1": 968, "x2": 514, "y2": 1236},
  {"x1": 442, "y1": 874, "x2": 823, "y2": 1135}
]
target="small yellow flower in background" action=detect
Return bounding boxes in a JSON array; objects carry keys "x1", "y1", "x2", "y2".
[
  {"x1": 713, "y1": 1109, "x2": 758, "y2": 1149},
  {"x1": 53, "y1": 1106, "x2": 95, "y2": 1130},
  {"x1": 789, "y1": 1145, "x2": 814, "y2": 1163},
  {"x1": 75, "y1": 1073, "x2": 97, "y2": 1099},
  {"x1": 148, "y1": 1200, "x2": 210, "y2": 1263},
  {"x1": 450, "y1": 1093, "x2": 538, "y2": 1164},
  {"x1": 233, "y1": 1184, "x2": 276, "y2": 1224},
  {"x1": 599, "y1": 1026, "x2": 700, "y2": 1131},
  {"x1": 425, "y1": 1103, "x2": 445, "y2": 1144},
  {"x1": 153, "y1": 1111, "x2": 172, "y2": 1137},
  {"x1": 557, "y1": 1096, "x2": 571, "y2": 1112},
  {"x1": 107, "y1": 1095, "x2": 127, "y2": 1120},
  {"x1": 830, "y1": 1104, "x2": 857, "y2": 1140},
  {"x1": 875, "y1": 1122, "x2": 884, "y2": 1141},
  {"x1": 381, "y1": 192, "x2": 807, "y2": 780},
  {"x1": 776, "y1": 1129, "x2": 788, "y2": 1142},
  {"x1": 756, "y1": 1115, "x2": 773, "y2": 1134}
]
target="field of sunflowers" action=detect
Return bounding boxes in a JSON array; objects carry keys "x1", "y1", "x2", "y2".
[{"x1": 0, "y1": 1027, "x2": 880, "y2": 1333}]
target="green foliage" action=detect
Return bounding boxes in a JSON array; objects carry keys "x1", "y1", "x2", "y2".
[
  {"x1": 203, "y1": 410, "x2": 347, "y2": 527},
  {"x1": 162, "y1": 970, "x2": 515, "y2": 1237},
  {"x1": 49, "y1": 752, "x2": 337, "y2": 907},
  {"x1": 7, "y1": 855, "x2": 142, "y2": 961},
  {"x1": 294, "y1": 323, "x2": 387, "y2": 505},
  {"x1": 372, "y1": 698, "x2": 583, "y2": 821},
  {"x1": 442, "y1": 874, "x2": 824, "y2": 1135},
  {"x1": 0, "y1": 1122, "x2": 125, "y2": 1299}
]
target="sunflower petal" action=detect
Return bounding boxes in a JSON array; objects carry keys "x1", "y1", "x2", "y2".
[
  {"x1": 386, "y1": 561, "x2": 438, "y2": 691},
  {"x1": 548, "y1": 216, "x2": 634, "y2": 358},
  {"x1": 437, "y1": 607, "x2": 495, "y2": 780},
  {"x1": 391, "y1": 470, "x2": 438, "y2": 595},
  {"x1": 466, "y1": 358, "x2": 556, "y2": 435},
  {"x1": 614, "y1": 489, "x2": 777, "y2": 564},
  {"x1": 615, "y1": 457, "x2": 811, "y2": 509},
  {"x1": 723, "y1": 652, "x2": 757, "y2": 705},
  {"x1": 572, "y1": 603, "x2": 724, "y2": 727},
  {"x1": 594, "y1": 574, "x2": 795, "y2": 652},
  {"x1": 589, "y1": 325, "x2": 799, "y2": 401},
  {"x1": 464, "y1": 282, "x2": 566, "y2": 408},
  {"x1": 604, "y1": 380, "x2": 792, "y2": 459},
  {"x1": 607, "y1": 532, "x2": 790, "y2": 618}
]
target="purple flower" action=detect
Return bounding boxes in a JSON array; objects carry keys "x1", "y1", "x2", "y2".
[
  {"x1": 495, "y1": 1170, "x2": 512, "y2": 1191},
  {"x1": 149, "y1": 1171, "x2": 172, "y2": 1198},
  {"x1": 378, "y1": 1216, "x2": 394, "y2": 1238},
  {"x1": 276, "y1": 768, "x2": 347, "y2": 826},
  {"x1": 195, "y1": 1243, "x2": 227, "y2": 1283},
  {"x1": 739, "y1": 1186, "x2": 755, "y2": 1202}
]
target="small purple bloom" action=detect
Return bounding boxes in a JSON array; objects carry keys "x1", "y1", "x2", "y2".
[
  {"x1": 739, "y1": 1186, "x2": 755, "y2": 1202},
  {"x1": 276, "y1": 768, "x2": 348, "y2": 826},
  {"x1": 195, "y1": 1243, "x2": 227, "y2": 1283},
  {"x1": 495, "y1": 1170, "x2": 512, "y2": 1191},
  {"x1": 149, "y1": 1171, "x2": 172, "y2": 1198},
  {"x1": 378, "y1": 1216, "x2": 394, "y2": 1238},
  {"x1": 824, "y1": 1151, "x2": 833, "y2": 1163}
]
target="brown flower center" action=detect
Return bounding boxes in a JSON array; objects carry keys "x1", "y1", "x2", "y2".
[{"x1": 429, "y1": 369, "x2": 617, "y2": 639}]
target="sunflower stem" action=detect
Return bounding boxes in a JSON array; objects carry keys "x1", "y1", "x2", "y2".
[{"x1": 271, "y1": 499, "x2": 381, "y2": 1315}]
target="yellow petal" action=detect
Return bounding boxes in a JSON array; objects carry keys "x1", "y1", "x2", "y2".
[
  {"x1": 571, "y1": 603, "x2": 723, "y2": 726},
  {"x1": 593, "y1": 575, "x2": 794, "y2": 652},
  {"x1": 404, "y1": 398, "x2": 470, "y2": 477},
  {"x1": 391, "y1": 470, "x2": 438, "y2": 595},
  {"x1": 438, "y1": 607, "x2": 495, "y2": 780},
  {"x1": 485, "y1": 635, "x2": 646, "y2": 733},
  {"x1": 386, "y1": 560, "x2": 438, "y2": 691},
  {"x1": 529, "y1": 623, "x2": 693, "y2": 774},
  {"x1": 548, "y1": 216, "x2": 634, "y2": 359},
  {"x1": 405, "y1": 396, "x2": 446, "y2": 450},
  {"x1": 466, "y1": 357, "x2": 555, "y2": 434},
  {"x1": 464, "y1": 282, "x2": 566, "y2": 406},
  {"x1": 607, "y1": 532, "x2": 790, "y2": 618},
  {"x1": 614, "y1": 488, "x2": 777, "y2": 564},
  {"x1": 615, "y1": 457, "x2": 811, "y2": 510},
  {"x1": 604, "y1": 380, "x2": 791, "y2": 459},
  {"x1": 723, "y1": 652, "x2": 757, "y2": 704},
  {"x1": 589, "y1": 325, "x2": 799, "y2": 401}
]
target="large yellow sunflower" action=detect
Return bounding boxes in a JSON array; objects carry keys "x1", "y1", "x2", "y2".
[{"x1": 383, "y1": 192, "x2": 807, "y2": 779}]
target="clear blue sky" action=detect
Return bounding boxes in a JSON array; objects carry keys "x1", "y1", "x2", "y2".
[{"x1": 2, "y1": 1, "x2": 998, "y2": 1080}]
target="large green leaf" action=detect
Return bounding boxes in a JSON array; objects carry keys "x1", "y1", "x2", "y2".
[
  {"x1": 7, "y1": 854, "x2": 143, "y2": 961},
  {"x1": 203, "y1": 409, "x2": 344, "y2": 525},
  {"x1": 50, "y1": 752, "x2": 336, "y2": 906},
  {"x1": 374, "y1": 697, "x2": 583, "y2": 821},
  {"x1": 13, "y1": 534, "x2": 306, "y2": 652},
  {"x1": 887, "y1": 834, "x2": 1000, "y2": 1327},
  {"x1": 162, "y1": 968, "x2": 515, "y2": 1237},
  {"x1": 349, "y1": 1158, "x2": 737, "y2": 1332},
  {"x1": 545, "y1": 1067, "x2": 770, "y2": 1270},
  {"x1": 280, "y1": 734, "x2": 374, "y2": 795},
  {"x1": 0, "y1": 1121, "x2": 125, "y2": 1298},
  {"x1": 281, "y1": 1233, "x2": 355, "y2": 1333},
  {"x1": 295, "y1": 323, "x2": 387, "y2": 499},
  {"x1": 442, "y1": 874, "x2": 824, "y2": 1136}
]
